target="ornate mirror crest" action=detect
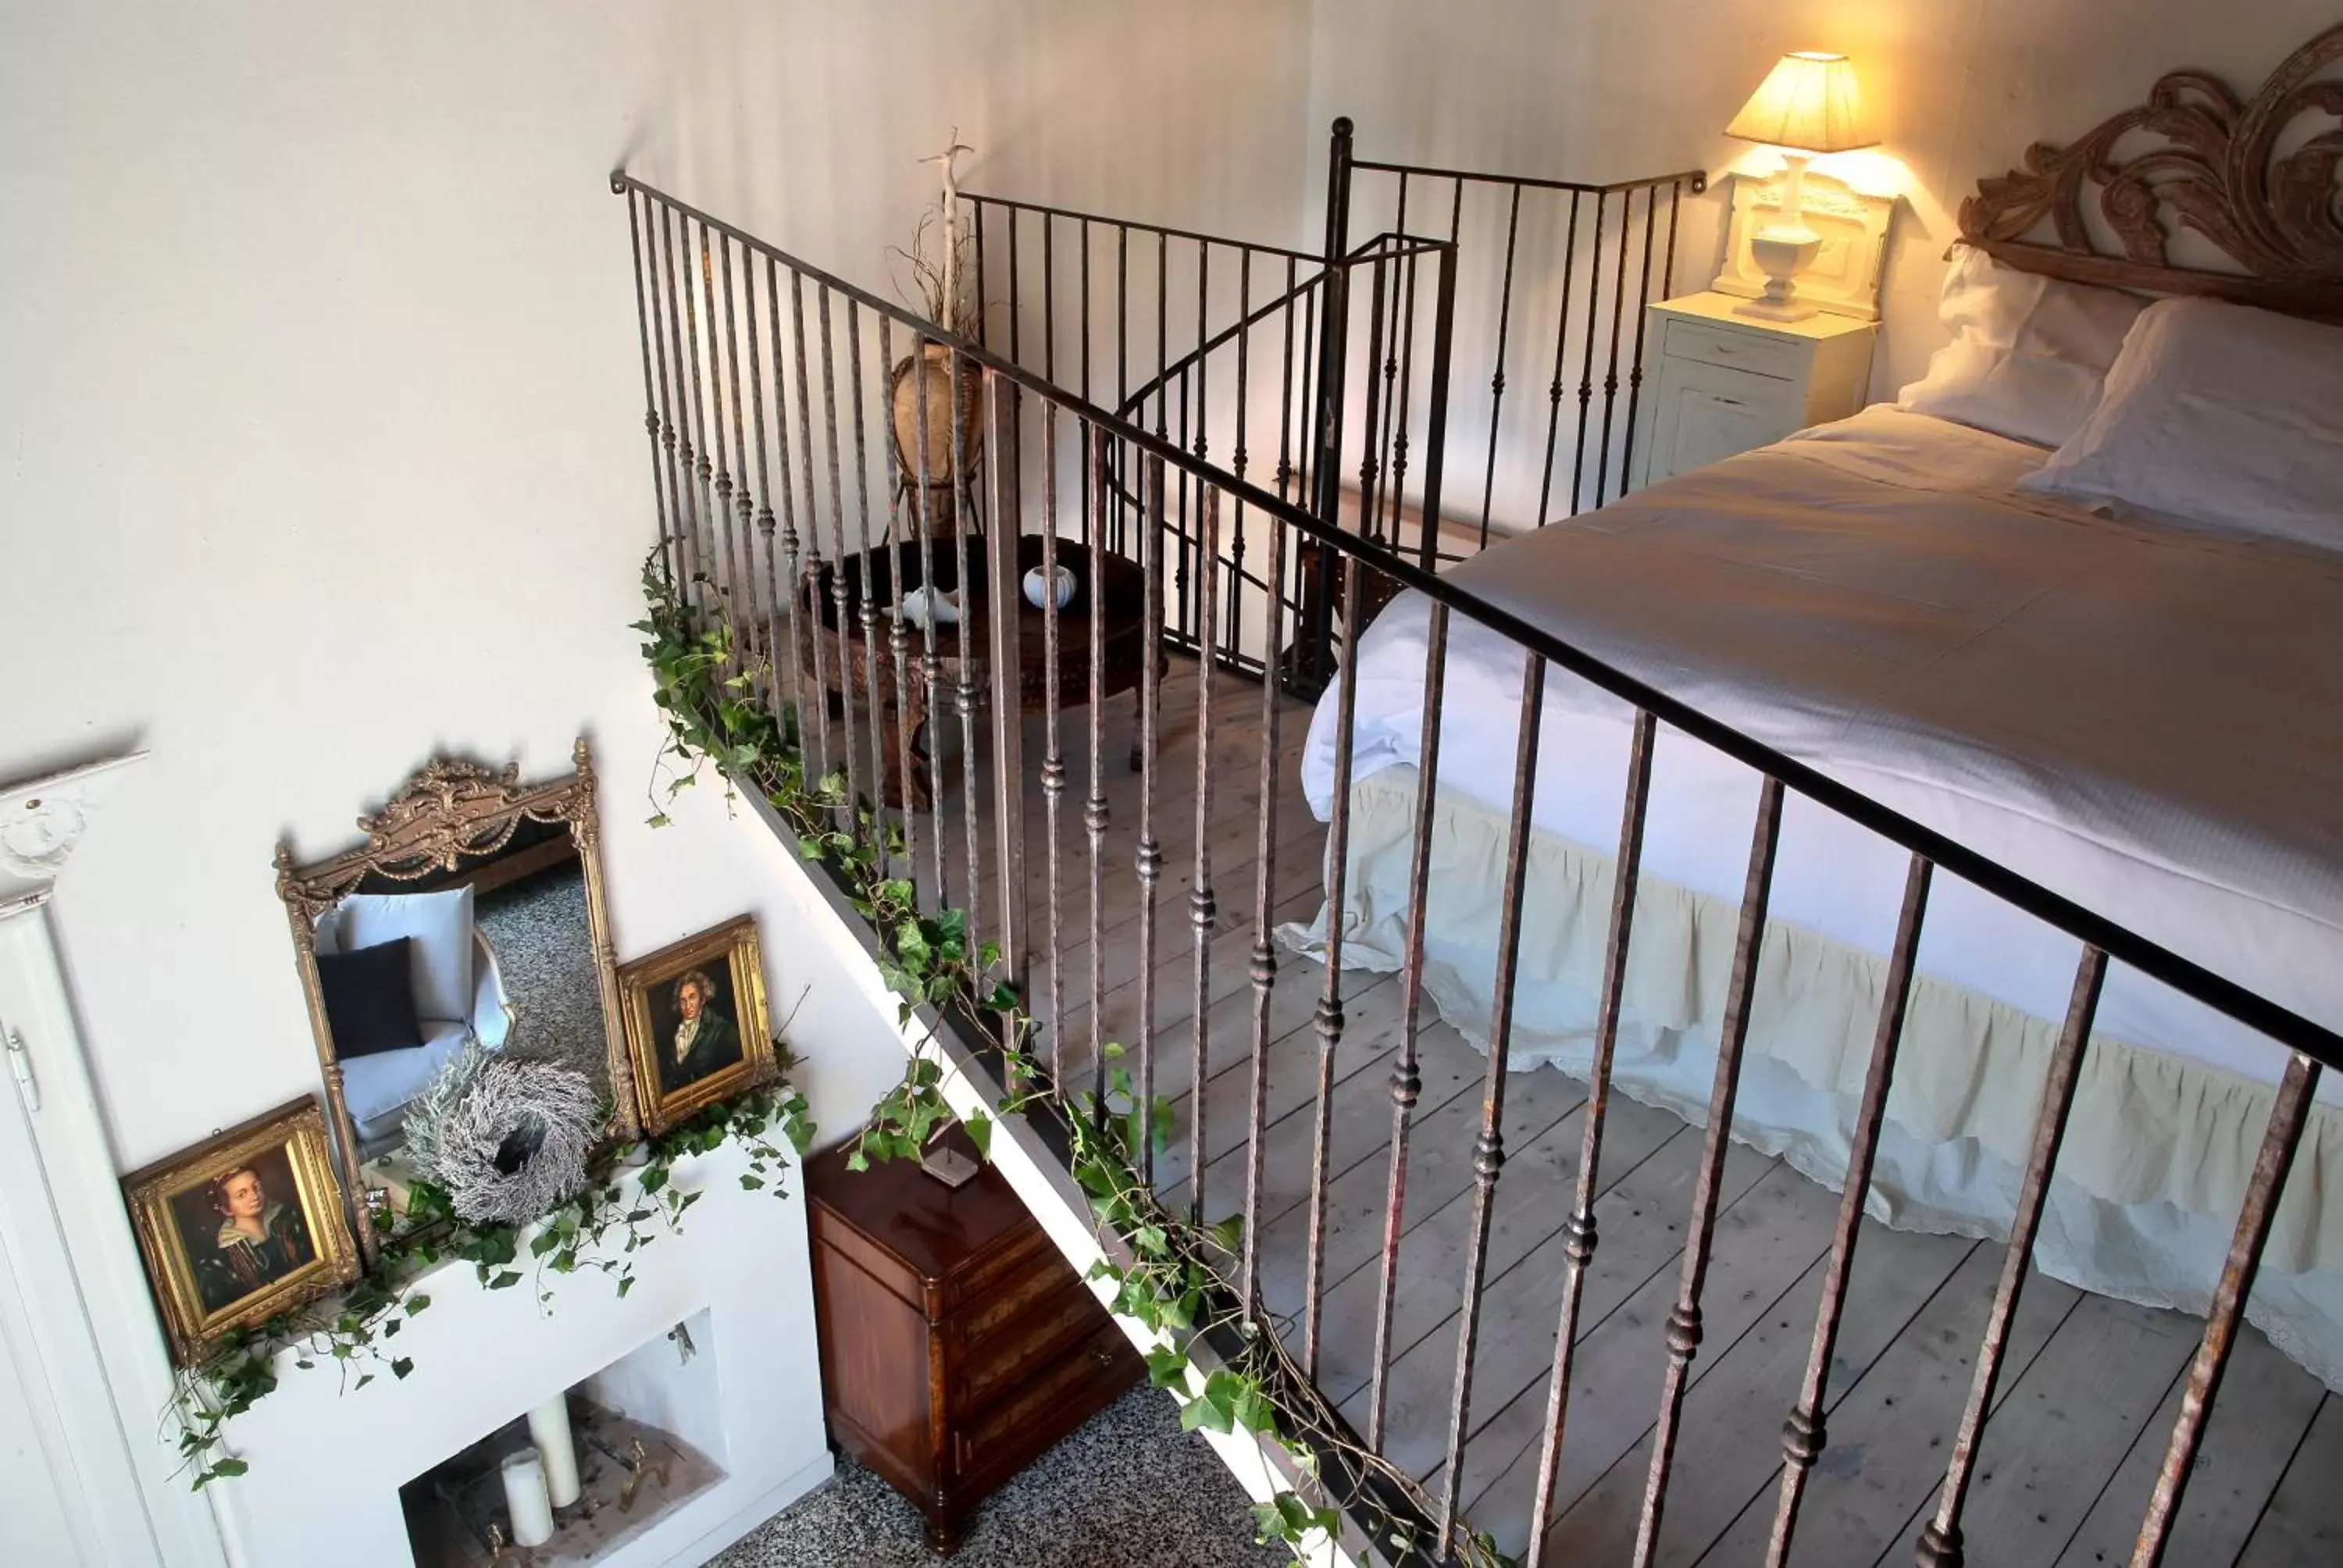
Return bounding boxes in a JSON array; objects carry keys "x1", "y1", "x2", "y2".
[
  {"x1": 1960, "y1": 25, "x2": 2343, "y2": 316},
  {"x1": 276, "y1": 736, "x2": 635, "y2": 1262}
]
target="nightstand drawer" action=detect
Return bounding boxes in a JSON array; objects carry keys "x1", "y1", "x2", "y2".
[
  {"x1": 1646, "y1": 358, "x2": 1806, "y2": 483},
  {"x1": 1662, "y1": 315, "x2": 1809, "y2": 380}
]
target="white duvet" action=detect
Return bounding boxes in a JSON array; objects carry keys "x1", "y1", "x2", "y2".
[{"x1": 1301, "y1": 405, "x2": 2343, "y2": 1094}]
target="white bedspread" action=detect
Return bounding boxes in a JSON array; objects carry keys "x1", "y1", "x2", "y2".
[{"x1": 1301, "y1": 405, "x2": 2343, "y2": 1092}]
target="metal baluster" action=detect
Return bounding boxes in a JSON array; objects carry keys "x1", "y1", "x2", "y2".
[
  {"x1": 1632, "y1": 775, "x2": 1788, "y2": 1568},
  {"x1": 1913, "y1": 945, "x2": 2109, "y2": 1568},
  {"x1": 1186, "y1": 484, "x2": 1222, "y2": 1222},
  {"x1": 1134, "y1": 453, "x2": 1167, "y2": 1179},
  {"x1": 1006, "y1": 205, "x2": 1021, "y2": 365},
  {"x1": 985, "y1": 373, "x2": 1027, "y2": 1026},
  {"x1": 1414, "y1": 238, "x2": 1459, "y2": 575},
  {"x1": 700, "y1": 226, "x2": 741, "y2": 623},
  {"x1": 1239, "y1": 499, "x2": 1287, "y2": 1310},
  {"x1": 721, "y1": 236, "x2": 761, "y2": 656},
  {"x1": 651, "y1": 198, "x2": 691, "y2": 589},
  {"x1": 739, "y1": 252, "x2": 784, "y2": 711},
  {"x1": 766, "y1": 258, "x2": 813, "y2": 796},
  {"x1": 1476, "y1": 184, "x2": 1525, "y2": 547},
  {"x1": 1116, "y1": 224, "x2": 1129, "y2": 555},
  {"x1": 1618, "y1": 186, "x2": 1664, "y2": 496},
  {"x1": 847, "y1": 303, "x2": 886, "y2": 825},
  {"x1": 950, "y1": 347, "x2": 984, "y2": 950},
  {"x1": 1373, "y1": 176, "x2": 1410, "y2": 547},
  {"x1": 1532, "y1": 191, "x2": 1582, "y2": 529},
  {"x1": 1354, "y1": 254, "x2": 1391, "y2": 543},
  {"x1": 1763, "y1": 852, "x2": 1935, "y2": 1568},
  {"x1": 2130, "y1": 1049, "x2": 2321, "y2": 1567},
  {"x1": 1570, "y1": 191, "x2": 1607, "y2": 517},
  {"x1": 1594, "y1": 186, "x2": 1635, "y2": 508},
  {"x1": 1382, "y1": 241, "x2": 1421, "y2": 551},
  {"x1": 621, "y1": 188, "x2": 673, "y2": 584},
  {"x1": 1086, "y1": 425, "x2": 1112, "y2": 1128},
  {"x1": 1239, "y1": 283, "x2": 1300, "y2": 1309},
  {"x1": 1225, "y1": 250, "x2": 1252, "y2": 662},
  {"x1": 1437, "y1": 650, "x2": 1552, "y2": 1552},
  {"x1": 877, "y1": 314, "x2": 918, "y2": 878},
  {"x1": 1040, "y1": 410, "x2": 1066, "y2": 1086},
  {"x1": 818, "y1": 286, "x2": 863, "y2": 813},
  {"x1": 1303, "y1": 554, "x2": 1365, "y2": 1376},
  {"x1": 676, "y1": 208, "x2": 714, "y2": 613},
  {"x1": 1365, "y1": 599, "x2": 1451, "y2": 1448},
  {"x1": 1189, "y1": 244, "x2": 1209, "y2": 650},
  {"x1": 1079, "y1": 218, "x2": 1093, "y2": 536},
  {"x1": 654, "y1": 203, "x2": 697, "y2": 597},
  {"x1": 1523, "y1": 707, "x2": 1659, "y2": 1568},
  {"x1": 911, "y1": 330, "x2": 948, "y2": 902},
  {"x1": 788, "y1": 271, "x2": 833, "y2": 784}
]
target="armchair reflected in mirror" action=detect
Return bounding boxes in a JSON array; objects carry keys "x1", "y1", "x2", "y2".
[{"x1": 275, "y1": 736, "x2": 632, "y2": 1261}]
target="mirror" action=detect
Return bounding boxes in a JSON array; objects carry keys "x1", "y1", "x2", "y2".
[{"x1": 275, "y1": 737, "x2": 631, "y2": 1261}]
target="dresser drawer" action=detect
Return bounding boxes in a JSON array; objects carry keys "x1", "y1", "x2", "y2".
[
  {"x1": 1662, "y1": 315, "x2": 1809, "y2": 381},
  {"x1": 955, "y1": 1273, "x2": 1105, "y2": 1410},
  {"x1": 951, "y1": 1320, "x2": 1135, "y2": 1481}
]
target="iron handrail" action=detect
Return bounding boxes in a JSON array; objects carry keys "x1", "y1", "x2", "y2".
[
  {"x1": 610, "y1": 169, "x2": 2343, "y2": 1096},
  {"x1": 1350, "y1": 156, "x2": 1710, "y2": 198}
]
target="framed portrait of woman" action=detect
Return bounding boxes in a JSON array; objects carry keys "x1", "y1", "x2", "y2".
[
  {"x1": 618, "y1": 914, "x2": 774, "y2": 1134},
  {"x1": 122, "y1": 1098, "x2": 360, "y2": 1366}
]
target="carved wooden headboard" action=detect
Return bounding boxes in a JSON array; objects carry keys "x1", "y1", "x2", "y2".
[{"x1": 1959, "y1": 25, "x2": 2343, "y2": 317}]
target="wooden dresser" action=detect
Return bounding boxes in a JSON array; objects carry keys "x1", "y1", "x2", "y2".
[{"x1": 805, "y1": 1131, "x2": 1141, "y2": 1555}]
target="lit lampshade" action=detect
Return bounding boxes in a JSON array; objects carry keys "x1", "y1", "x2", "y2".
[
  {"x1": 1723, "y1": 52, "x2": 1874, "y2": 322},
  {"x1": 1724, "y1": 52, "x2": 1875, "y2": 156}
]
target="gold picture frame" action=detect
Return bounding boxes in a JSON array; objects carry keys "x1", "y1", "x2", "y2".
[
  {"x1": 122, "y1": 1098, "x2": 361, "y2": 1367},
  {"x1": 619, "y1": 915, "x2": 774, "y2": 1134}
]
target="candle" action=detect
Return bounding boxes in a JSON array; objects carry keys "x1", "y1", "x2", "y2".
[
  {"x1": 527, "y1": 1392, "x2": 582, "y2": 1508},
  {"x1": 500, "y1": 1448, "x2": 555, "y2": 1548}
]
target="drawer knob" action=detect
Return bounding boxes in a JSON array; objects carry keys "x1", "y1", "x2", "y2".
[{"x1": 1090, "y1": 1345, "x2": 1118, "y2": 1368}]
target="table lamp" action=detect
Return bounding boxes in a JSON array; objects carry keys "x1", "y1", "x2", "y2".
[{"x1": 1724, "y1": 52, "x2": 1875, "y2": 320}]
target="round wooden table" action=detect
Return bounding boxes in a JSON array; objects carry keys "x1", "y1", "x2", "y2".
[{"x1": 797, "y1": 535, "x2": 1157, "y2": 810}]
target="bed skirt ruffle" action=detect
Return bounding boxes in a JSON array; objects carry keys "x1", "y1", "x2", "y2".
[{"x1": 1278, "y1": 766, "x2": 2343, "y2": 1392}]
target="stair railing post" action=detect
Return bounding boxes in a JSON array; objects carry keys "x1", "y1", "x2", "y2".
[{"x1": 1300, "y1": 116, "x2": 1356, "y2": 696}]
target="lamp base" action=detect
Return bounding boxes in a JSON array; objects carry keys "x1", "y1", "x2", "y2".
[
  {"x1": 1733, "y1": 294, "x2": 1820, "y2": 323},
  {"x1": 1739, "y1": 223, "x2": 1823, "y2": 323}
]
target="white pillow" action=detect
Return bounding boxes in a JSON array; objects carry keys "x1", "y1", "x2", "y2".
[
  {"x1": 335, "y1": 888, "x2": 476, "y2": 1025},
  {"x1": 2019, "y1": 296, "x2": 2343, "y2": 552},
  {"x1": 1896, "y1": 243, "x2": 2146, "y2": 448}
]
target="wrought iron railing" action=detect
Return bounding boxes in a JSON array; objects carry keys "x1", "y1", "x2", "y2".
[{"x1": 612, "y1": 127, "x2": 2337, "y2": 1568}]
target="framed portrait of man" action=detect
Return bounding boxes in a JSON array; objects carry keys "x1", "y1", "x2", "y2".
[
  {"x1": 122, "y1": 1098, "x2": 361, "y2": 1366},
  {"x1": 618, "y1": 914, "x2": 774, "y2": 1133}
]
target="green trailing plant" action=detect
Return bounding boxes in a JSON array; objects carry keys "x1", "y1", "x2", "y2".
[
  {"x1": 169, "y1": 1073, "x2": 812, "y2": 1491},
  {"x1": 637, "y1": 552, "x2": 1519, "y2": 1567}
]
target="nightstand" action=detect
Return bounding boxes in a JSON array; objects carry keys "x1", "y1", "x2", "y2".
[
  {"x1": 805, "y1": 1128, "x2": 1140, "y2": 1556},
  {"x1": 1635, "y1": 293, "x2": 1878, "y2": 489}
]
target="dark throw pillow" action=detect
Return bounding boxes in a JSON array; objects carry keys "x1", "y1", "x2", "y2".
[{"x1": 317, "y1": 936, "x2": 426, "y2": 1058}]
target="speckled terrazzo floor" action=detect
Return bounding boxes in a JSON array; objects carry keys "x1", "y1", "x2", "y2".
[{"x1": 711, "y1": 1384, "x2": 1289, "y2": 1568}]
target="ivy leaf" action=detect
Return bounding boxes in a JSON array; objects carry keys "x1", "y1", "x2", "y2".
[
  {"x1": 739, "y1": 1174, "x2": 765, "y2": 1191},
  {"x1": 1144, "y1": 1345, "x2": 1190, "y2": 1390},
  {"x1": 489, "y1": 1270, "x2": 522, "y2": 1291},
  {"x1": 405, "y1": 1294, "x2": 431, "y2": 1314},
  {"x1": 963, "y1": 1110, "x2": 993, "y2": 1161},
  {"x1": 391, "y1": 1357, "x2": 414, "y2": 1381}
]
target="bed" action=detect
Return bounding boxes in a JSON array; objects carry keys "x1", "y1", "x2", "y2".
[{"x1": 1282, "y1": 41, "x2": 2343, "y2": 1388}]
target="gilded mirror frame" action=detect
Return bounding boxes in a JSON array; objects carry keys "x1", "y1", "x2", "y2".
[{"x1": 273, "y1": 736, "x2": 633, "y2": 1262}]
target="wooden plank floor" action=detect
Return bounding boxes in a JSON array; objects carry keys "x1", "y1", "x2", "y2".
[{"x1": 914, "y1": 656, "x2": 2343, "y2": 1566}]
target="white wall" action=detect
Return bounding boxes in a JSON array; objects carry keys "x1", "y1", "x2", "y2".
[
  {"x1": 1306, "y1": 0, "x2": 2341, "y2": 402},
  {"x1": 2, "y1": 0, "x2": 1312, "y2": 1177}
]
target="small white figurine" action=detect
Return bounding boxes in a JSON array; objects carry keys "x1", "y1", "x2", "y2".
[{"x1": 895, "y1": 585, "x2": 963, "y2": 631}]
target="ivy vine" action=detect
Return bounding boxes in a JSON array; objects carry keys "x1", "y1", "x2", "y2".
[
  {"x1": 170, "y1": 1074, "x2": 812, "y2": 1491},
  {"x1": 637, "y1": 554, "x2": 1517, "y2": 1567}
]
